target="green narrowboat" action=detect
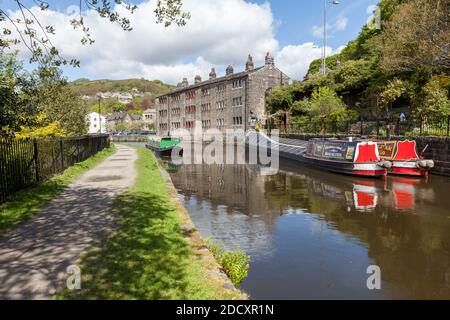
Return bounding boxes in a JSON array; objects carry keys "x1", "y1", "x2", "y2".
[{"x1": 146, "y1": 137, "x2": 183, "y2": 157}]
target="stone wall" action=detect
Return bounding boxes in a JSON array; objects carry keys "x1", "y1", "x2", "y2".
[{"x1": 280, "y1": 133, "x2": 450, "y2": 177}]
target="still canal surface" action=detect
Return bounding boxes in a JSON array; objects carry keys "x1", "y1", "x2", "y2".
[{"x1": 160, "y1": 153, "x2": 450, "y2": 300}]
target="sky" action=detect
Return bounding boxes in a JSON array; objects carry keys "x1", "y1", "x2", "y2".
[{"x1": 2, "y1": 0, "x2": 379, "y2": 84}]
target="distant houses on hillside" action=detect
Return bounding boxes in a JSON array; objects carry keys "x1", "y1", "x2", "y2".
[{"x1": 81, "y1": 88, "x2": 145, "y2": 104}]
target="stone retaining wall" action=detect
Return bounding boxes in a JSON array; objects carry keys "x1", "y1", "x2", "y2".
[{"x1": 280, "y1": 134, "x2": 450, "y2": 177}]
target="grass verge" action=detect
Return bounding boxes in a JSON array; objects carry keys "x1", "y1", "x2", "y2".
[
  {"x1": 57, "y1": 147, "x2": 243, "y2": 300},
  {"x1": 0, "y1": 145, "x2": 116, "y2": 236}
]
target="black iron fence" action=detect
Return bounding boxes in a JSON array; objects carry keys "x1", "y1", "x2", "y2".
[
  {"x1": 0, "y1": 135, "x2": 110, "y2": 203},
  {"x1": 282, "y1": 115, "x2": 450, "y2": 137}
]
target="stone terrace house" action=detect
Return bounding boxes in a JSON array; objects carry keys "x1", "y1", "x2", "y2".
[
  {"x1": 155, "y1": 53, "x2": 290, "y2": 136},
  {"x1": 105, "y1": 111, "x2": 142, "y2": 132}
]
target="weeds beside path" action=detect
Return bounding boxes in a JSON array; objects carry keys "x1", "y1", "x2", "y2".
[
  {"x1": 58, "y1": 147, "x2": 245, "y2": 300},
  {"x1": 0, "y1": 145, "x2": 116, "y2": 236}
]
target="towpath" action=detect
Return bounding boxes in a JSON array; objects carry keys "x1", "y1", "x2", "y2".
[{"x1": 0, "y1": 144, "x2": 137, "y2": 299}]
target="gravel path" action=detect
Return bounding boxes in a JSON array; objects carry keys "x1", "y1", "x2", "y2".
[{"x1": 0, "y1": 144, "x2": 137, "y2": 300}]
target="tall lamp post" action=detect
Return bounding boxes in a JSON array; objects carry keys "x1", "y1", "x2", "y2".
[
  {"x1": 97, "y1": 95, "x2": 102, "y2": 134},
  {"x1": 322, "y1": 0, "x2": 340, "y2": 75}
]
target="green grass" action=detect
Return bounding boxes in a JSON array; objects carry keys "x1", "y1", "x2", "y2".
[
  {"x1": 0, "y1": 145, "x2": 116, "y2": 236},
  {"x1": 57, "y1": 147, "x2": 242, "y2": 300}
]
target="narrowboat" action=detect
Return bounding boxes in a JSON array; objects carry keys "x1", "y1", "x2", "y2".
[
  {"x1": 246, "y1": 132, "x2": 391, "y2": 178},
  {"x1": 146, "y1": 137, "x2": 183, "y2": 157},
  {"x1": 377, "y1": 140, "x2": 434, "y2": 177},
  {"x1": 300, "y1": 139, "x2": 391, "y2": 178}
]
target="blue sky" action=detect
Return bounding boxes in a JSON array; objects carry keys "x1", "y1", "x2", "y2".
[{"x1": 3, "y1": 0, "x2": 379, "y2": 83}]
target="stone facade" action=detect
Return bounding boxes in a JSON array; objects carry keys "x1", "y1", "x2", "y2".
[{"x1": 155, "y1": 53, "x2": 290, "y2": 136}]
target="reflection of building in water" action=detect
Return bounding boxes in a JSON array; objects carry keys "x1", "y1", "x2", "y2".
[{"x1": 170, "y1": 164, "x2": 282, "y2": 256}]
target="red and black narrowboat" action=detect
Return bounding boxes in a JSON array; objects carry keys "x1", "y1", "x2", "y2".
[
  {"x1": 377, "y1": 140, "x2": 434, "y2": 177},
  {"x1": 300, "y1": 139, "x2": 391, "y2": 178}
]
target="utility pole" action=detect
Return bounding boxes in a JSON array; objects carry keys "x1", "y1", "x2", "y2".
[{"x1": 322, "y1": 1, "x2": 340, "y2": 76}]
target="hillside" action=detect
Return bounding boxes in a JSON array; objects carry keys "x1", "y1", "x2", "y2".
[{"x1": 69, "y1": 78, "x2": 173, "y2": 97}]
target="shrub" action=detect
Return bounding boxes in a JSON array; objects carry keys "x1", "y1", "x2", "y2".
[{"x1": 205, "y1": 238, "x2": 250, "y2": 287}]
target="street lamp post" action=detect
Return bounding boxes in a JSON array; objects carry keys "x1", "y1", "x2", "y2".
[
  {"x1": 322, "y1": 0, "x2": 340, "y2": 76},
  {"x1": 98, "y1": 96, "x2": 102, "y2": 134}
]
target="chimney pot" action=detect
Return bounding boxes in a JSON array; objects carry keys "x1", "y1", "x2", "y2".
[
  {"x1": 209, "y1": 68, "x2": 217, "y2": 79},
  {"x1": 226, "y1": 65, "x2": 234, "y2": 76}
]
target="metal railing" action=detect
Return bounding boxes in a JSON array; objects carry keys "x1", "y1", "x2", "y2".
[
  {"x1": 281, "y1": 115, "x2": 450, "y2": 137},
  {"x1": 0, "y1": 135, "x2": 110, "y2": 203}
]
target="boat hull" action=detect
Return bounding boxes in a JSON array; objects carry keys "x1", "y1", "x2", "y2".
[
  {"x1": 146, "y1": 144, "x2": 183, "y2": 157},
  {"x1": 299, "y1": 153, "x2": 387, "y2": 178},
  {"x1": 390, "y1": 161, "x2": 428, "y2": 177}
]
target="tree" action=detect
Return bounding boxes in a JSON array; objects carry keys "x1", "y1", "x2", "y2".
[
  {"x1": 33, "y1": 68, "x2": 88, "y2": 136},
  {"x1": 380, "y1": 0, "x2": 450, "y2": 75},
  {"x1": 0, "y1": 1, "x2": 190, "y2": 67},
  {"x1": 0, "y1": 51, "x2": 38, "y2": 135},
  {"x1": 415, "y1": 76, "x2": 450, "y2": 117},
  {"x1": 266, "y1": 87, "x2": 293, "y2": 129},
  {"x1": 1, "y1": 52, "x2": 88, "y2": 137},
  {"x1": 308, "y1": 87, "x2": 346, "y2": 133}
]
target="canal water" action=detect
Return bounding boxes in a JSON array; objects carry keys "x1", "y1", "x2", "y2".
[{"x1": 160, "y1": 152, "x2": 450, "y2": 300}]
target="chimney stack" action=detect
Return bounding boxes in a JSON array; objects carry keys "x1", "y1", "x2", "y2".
[
  {"x1": 226, "y1": 65, "x2": 234, "y2": 76},
  {"x1": 194, "y1": 75, "x2": 202, "y2": 84},
  {"x1": 209, "y1": 68, "x2": 217, "y2": 80},
  {"x1": 246, "y1": 54, "x2": 254, "y2": 71},
  {"x1": 265, "y1": 52, "x2": 274, "y2": 67},
  {"x1": 181, "y1": 78, "x2": 189, "y2": 87}
]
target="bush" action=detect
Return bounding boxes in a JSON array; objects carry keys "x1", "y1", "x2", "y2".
[{"x1": 205, "y1": 238, "x2": 250, "y2": 287}]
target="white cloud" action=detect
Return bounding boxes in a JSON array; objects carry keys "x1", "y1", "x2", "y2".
[
  {"x1": 276, "y1": 43, "x2": 342, "y2": 80},
  {"x1": 7, "y1": 0, "x2": 343, "y2": 83},
  {"x1": 311, "y1": 16, "x2": 348, "y2": 38},
  {"x1": 335, "y1": 17, "x2": 348, "y2": 31}
]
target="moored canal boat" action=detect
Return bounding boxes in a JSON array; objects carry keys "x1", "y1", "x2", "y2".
[
  {"x1": 301, "y1": 139, "x2": 391, "y2": 178},
  {"x1": 246, "y1": 132, "x2": 391, "y2": 178},
  {"x1": 146, "y1": 137, "x2": 183, "y2": 157},
  {"x1": 377, "y1": 140, "x2": 434, "y2": 177}
]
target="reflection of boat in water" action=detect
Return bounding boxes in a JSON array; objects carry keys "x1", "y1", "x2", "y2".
[
  {"x1": 352, "y1": 180, "x2": 379, "y2": 212},
  {"x1": 146, "y1": 137, "x2": 183, "y2": 157},
  {"x1": 275, "y1": 160, "x2": 386, "y2": 213},
  {"x1": 377, "y1": 140, "x2": 434, "y2": 177},
  {"x1": 247, "y1": 132, "x2": 391, "y2": 178}
]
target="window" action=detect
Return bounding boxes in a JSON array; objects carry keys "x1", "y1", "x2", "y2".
[
  {"x1": 159, "y1": 97, "x2": 168, "y2": 104},
  {"x1": 185, "y1": 121, "x2": 195, "y2": 129},
  {"x1": 216, "y1": 118, "x2": 225, "y2": 128},
  {"x1": 186, "y1": 90, "x2": 196, "y2": 100},
  {"x1": 201, "y1": 88, "x2": 210, "y2": 96},
  {"x1": 172, "y1": 94, "x2": 181, "y2": 101},
  {"x1": 232, "y1": 79, "x2": 244, "y2": 89},
  {"x1": 216, "y1": 100, "x2": 225, "y2": 110},
  {"x1": 185, "y1": 105, "x2": 196, "y2": 113},
  {"x1": 233, "y1": 116, "x2": 243, "y2": 125},
  {"x1": 216, "y1": 84, "x2": 225, "y2": 93},
  {"x1": 201, "y1": 103, "x2": 211, "y2": 112},
  {"x1": 232, "y1": 97, "x2": 243, "y2": 107},
  {"x1": 202, "y1": 120, "x2": 212, "y2": 129}
]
